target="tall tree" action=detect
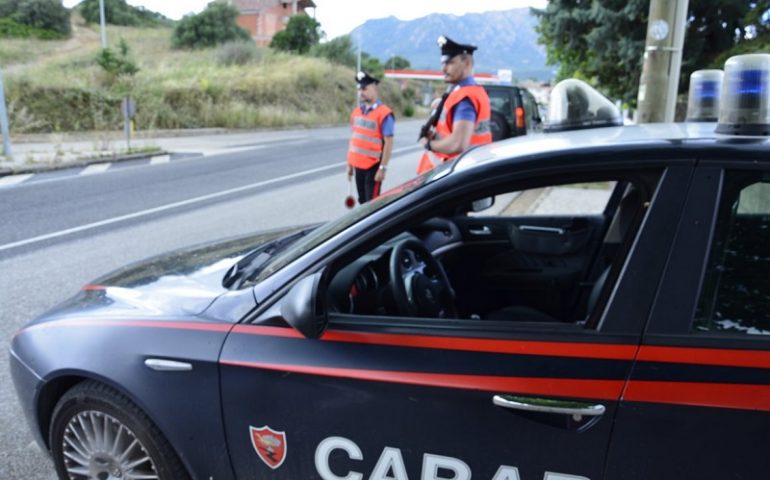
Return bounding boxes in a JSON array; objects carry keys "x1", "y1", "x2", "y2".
[
  {"x1": 171, "y1": 0, "x2": 250, "y2": 49},
  {"x1": 534, "y1": 0, "x2": 756, "y2": 106},
  {"x1": 387, "y1": 55, "x2": 411, "y2": 70},
  {"x1": 683, "y1": 0, "x2": 750, "y2": 77},
  {"x1": 745, "y1": 0, "x2": 770, "y2": 36},
  {"x1": 310, "y1": 35, "x2": 356, "y2": 66},
  {"x1": 270, "y1": 14, "x2": 322, "y2": 54}
]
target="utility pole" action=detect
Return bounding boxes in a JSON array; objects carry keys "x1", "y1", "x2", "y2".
[
  {"x1": 636, "y1": 0, "x2": 689, "y2": 123},
  {"x1": 0, "y1": 67, "x2": 12, "y2": 160},
  {"x1": 99, "y1": 0, "x2": 107, "y2": 48},
  {"x1": 356, "y1": 29, "x2": 361, "y2": 73}
]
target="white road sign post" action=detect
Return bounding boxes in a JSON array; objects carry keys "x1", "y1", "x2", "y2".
[
  {"x1": 121, "y1": 96, "x2": 136, "y2": 150},
  {"x1": 99, "y1": 0, "x2": 107, "y2": 48},
  {"x1": 0, "y1": 67, "x2": 12, "y2": 160}
]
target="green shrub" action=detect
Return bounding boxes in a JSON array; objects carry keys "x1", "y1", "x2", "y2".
[
  {"x1": 96, "y1": 38, "x2": 139, "y2": 80},
  {"x1": 9, "y1": 81, "x2": 121, "y2": 132},
  {"x1": 215, "y1": 40, "x2": 263, "y2": 66},
  {"x1": 0, "y1": 16, "x2": 62, "y2": 38},
  {"x1": 171, "y1": 1, "x2": 250, "y2": 49},
  {"x1": 78, "y1": 0, "x2": 170, "y2": 27},
  {"x1": 11, "y1": 0, "x2": 71, "y2": 37}
]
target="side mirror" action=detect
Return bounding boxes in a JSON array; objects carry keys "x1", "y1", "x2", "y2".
[
  {"x1": 471, "y1": 196, "x2": 495, "y2": 212},
  {"x1": 280, "y1": 271, "x2": 328, "y2": 339}
]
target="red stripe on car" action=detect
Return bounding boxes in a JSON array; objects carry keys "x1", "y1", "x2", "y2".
[
  {"x1": 637, "y1": 345, "x2": 770, "y2": 369},
  {"x1": 231, "y1": 325, "x2": 638, "y2": 360},
  {"x1": 623, "y1": 380, "x2": 770, "y2": 412},
  {"x1": 220, "y1": 359, "x2": 626, "y2": 400}
]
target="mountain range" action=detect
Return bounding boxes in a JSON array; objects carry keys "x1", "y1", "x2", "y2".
[{"x1": 348, "y1": 8, "x2": 554, "y2": 81}]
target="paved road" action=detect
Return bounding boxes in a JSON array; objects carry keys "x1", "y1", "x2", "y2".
[
  {"x1": 0, "y1": 121, "x2": 425, "y2": 479},
  {"x1": 0, "y1": 122, "x2": 424, "y2": 255}
]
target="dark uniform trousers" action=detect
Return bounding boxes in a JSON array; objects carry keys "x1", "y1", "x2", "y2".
[{"x1": 354, "y1": 163, "x2": 381, "y2": 204}]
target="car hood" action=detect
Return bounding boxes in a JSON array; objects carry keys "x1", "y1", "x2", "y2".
[{"x1": 36, "y1": 226, "x2": 310, "y2": 322}]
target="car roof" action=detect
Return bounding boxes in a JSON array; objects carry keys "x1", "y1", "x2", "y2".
[{"x1": 455, "y1": 122, "x2": 770, "y2": 173}]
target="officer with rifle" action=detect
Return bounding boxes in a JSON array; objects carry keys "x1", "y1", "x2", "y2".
[{"x1": 417, "y1": 35, "x2": 492, "y2": 174}]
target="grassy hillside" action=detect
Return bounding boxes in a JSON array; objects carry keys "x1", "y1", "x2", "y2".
[{"x1": 1, "y1": 19, "x2": 411, "y2": 133}]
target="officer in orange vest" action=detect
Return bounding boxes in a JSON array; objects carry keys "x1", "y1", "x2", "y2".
[
  {"x1": 347, "y1": 71, "x2": 395, "y2": 204},
  {"x1": 417, "y1": 35, "x2": 492, "y2": 174}
]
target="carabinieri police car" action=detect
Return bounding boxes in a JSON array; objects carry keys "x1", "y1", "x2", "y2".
[{"x1": 10, "y1": 53, "x2": 770, "y2": 480}]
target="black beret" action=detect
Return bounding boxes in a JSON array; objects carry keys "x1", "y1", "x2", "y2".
[{"x1": 438, "y1": 35, "x2": 478, "y2": 62}]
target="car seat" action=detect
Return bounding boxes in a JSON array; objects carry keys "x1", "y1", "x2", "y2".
[{"x1": 485, "y1": 184, "x2": 643, "y2": 322}]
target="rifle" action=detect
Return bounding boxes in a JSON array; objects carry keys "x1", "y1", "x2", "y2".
[{"x1": 418, "y1": 90, "x2": 450, "y2": 141}]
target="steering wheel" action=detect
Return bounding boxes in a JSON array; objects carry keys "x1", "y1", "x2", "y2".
[{"x1": 389, "y1": 238, "x2": 457, "y2": 318}]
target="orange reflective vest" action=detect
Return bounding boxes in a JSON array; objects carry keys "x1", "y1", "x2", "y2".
[
  {"x1": 417, "y1": 84, "x2": 492, "y2": 174},
  {"x1": 348, "y1": 103, "x2": 393, "y2": 170}
]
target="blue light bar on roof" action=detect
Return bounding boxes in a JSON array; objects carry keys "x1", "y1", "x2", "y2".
[
  {"x1": 734, "y1": 69, "x2": 766, "y2": 96},
  {"x1": 698, "y1": 81, "x2": 720, "y2": 98},
  {"x1": 716, "y1": 54, "x2": 770, "y2": 136},
  {"x1": 687, "y1": 69, "x2": 722, "y2": 122}
]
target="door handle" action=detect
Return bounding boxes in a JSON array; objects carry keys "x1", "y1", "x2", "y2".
[
  {"x1": 469, "y1": 225, "x2": 492, "y2": 235},
  {"x1": 493, "y1": 394, "x2": 605, "y2": 422},
  {"x1": 145, "y1": 359, "x2": 193, "y2": 372},
  {"x1": 517, "y1": 225, "x2": 566, "y2": 234}
]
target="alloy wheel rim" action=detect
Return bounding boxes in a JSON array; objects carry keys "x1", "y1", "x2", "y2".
[{"x1": 61, "y1": 410, "x2": 159, "y2": 480}]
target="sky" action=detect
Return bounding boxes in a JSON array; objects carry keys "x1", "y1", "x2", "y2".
[{"x1": 62, "y1": 0, "x2": 548, "y2": 40}]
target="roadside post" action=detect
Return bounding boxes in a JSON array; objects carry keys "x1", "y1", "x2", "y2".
[
  {"x1": 355, "y1": 30, "x2": 362, "y2": 107},
  {"x1": 0, "y1": 67, "x2": 13, "y2": 160},
  {"x1": 99, "y1": 0, "x2": 107, "y2": 48},
  {"x1": 121, "y1": 96, "x2": 136, "y2": 150}
]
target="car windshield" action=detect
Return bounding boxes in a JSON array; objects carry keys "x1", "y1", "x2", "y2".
[{"x1": 246, "y1": 168, "x2": 442, "y2": 285}]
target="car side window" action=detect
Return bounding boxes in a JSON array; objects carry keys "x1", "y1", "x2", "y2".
[
  {"x1": 487, "y1": 88, "x2": 510, "y2": 114},
  {"x1": 694, "y1": 172, "x2": 770, "y2": 335},
  {"x1": 328, "y1": 176, "x2": 651, "y2": 326}
]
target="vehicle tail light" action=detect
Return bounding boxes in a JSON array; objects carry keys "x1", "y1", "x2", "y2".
[{"x1": 515, "y1": 106, "x2": 525, "y2": 129}]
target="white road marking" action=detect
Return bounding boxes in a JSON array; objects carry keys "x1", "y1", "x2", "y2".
[
  {"x1": 149, "y1": 154, "x2": 170, "y2": 164},
  {"x1": 80, "y1": 163, "x2": 111, "y2": 175},
  {"x1": 0, "y1": 173, "x2": 33, "y2": 187},
  {"x1": 0, "y1": 144, "x2": 424, "y2": 253},
  {"x1": 0, "y1": 162, "x2": 344, "y2": 252},
  {"x1": 392, "y1": 145, "x2": 421, "y2": 154}
]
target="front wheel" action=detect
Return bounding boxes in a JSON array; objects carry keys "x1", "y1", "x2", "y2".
[{"x1": 50, "y1": 381, "x2": 190, "y2": 480}]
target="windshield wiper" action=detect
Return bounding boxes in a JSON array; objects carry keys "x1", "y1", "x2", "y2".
[{"x1": 222, "y1": 229, "x2": 310, "y2": 289}]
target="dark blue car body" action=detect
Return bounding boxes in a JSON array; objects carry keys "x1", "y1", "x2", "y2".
[{"x1": 11, "y1": 123, "x2": 770, "y2": 480}]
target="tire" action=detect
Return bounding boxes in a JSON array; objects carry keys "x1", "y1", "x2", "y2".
[
  {"x1": 49, "y1": 381, "x2": 190, "y2": 480},
  {"x1": 490, "y1": 111, "x2": 511, "y2": 141}
]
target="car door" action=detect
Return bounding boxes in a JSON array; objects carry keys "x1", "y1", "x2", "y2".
[
  {"x1": 218, "y1": 164, "x2": 693, "y2": 480},
  {"x1": 605, "y1": 163, "x2": 770, "y2": 479},
  {"x1": 445, "y1": 182, "x2": 625, "y2": 321},
  {"x1": 486, "y1": 86, "x2": 514, "y2": 141}
]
